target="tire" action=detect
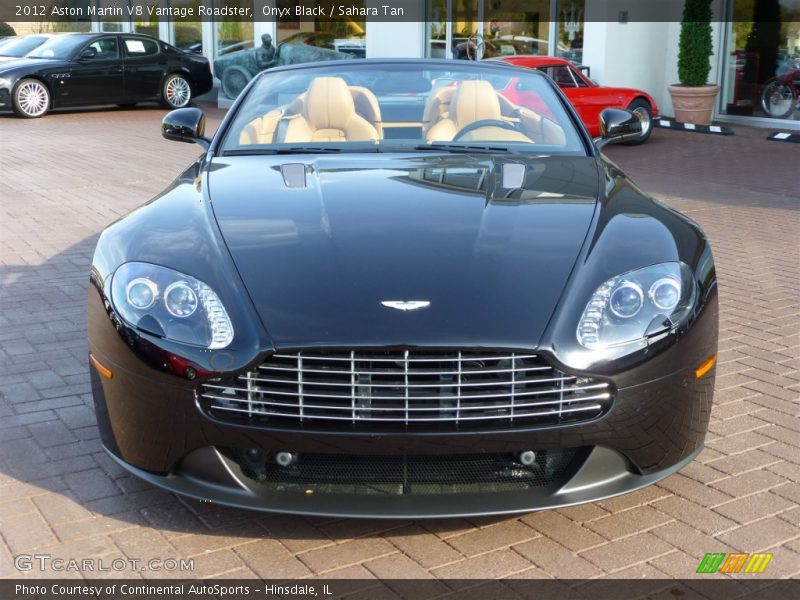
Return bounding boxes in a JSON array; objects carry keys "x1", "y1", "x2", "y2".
[
  {"x1": 624, "y1": 98, "x2": 653, "y2": 145},
  {"x1": 221, "y1": 66, "x2": 252, "y2": 100},
  {"x1": 161, "y1": 74, "x2": 192, "y2": 109},
  {"x1": 13, "y1": 78, "x2": 50, "y2": 118},
  {"x1": 760, "y1": 80, "x2": 796, "y2": 119}
]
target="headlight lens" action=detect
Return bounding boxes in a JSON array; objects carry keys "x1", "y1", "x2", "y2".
[
  {"x1": 111, "y1": 262, "x2": 234, "y2": 349},
  {"x1": 577, "y1": 262, "x2": 694, "y2": 350}
]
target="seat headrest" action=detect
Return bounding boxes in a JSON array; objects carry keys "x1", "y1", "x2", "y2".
[
  {"x1": 304, "y1": 77, "x2": 356, "y2": 131},
  {"x1": 453, "y1": 80, "x2": 502, "y2": 129}
]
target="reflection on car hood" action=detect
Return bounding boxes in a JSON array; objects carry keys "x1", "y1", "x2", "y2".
[{"x1": 209, "y1": 153, "x2": 600, "y2": 348}]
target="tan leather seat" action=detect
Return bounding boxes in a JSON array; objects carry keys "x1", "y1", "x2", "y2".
[
  {"x1": 283, "y1": 77, "x2": 379, "y2": 143},
  {"x1": 421, "y1": 86, "x2": 456, "y2": 137},
  {"x1": 349, "y1": 86, "x2": 383, "y2": 137},
  {"x1": 426, "y1": 80, "x2": 504, "y2": 142}
]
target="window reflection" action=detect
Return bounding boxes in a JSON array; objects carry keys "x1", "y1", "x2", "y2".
[
  {"x1": 276, "y1": 0, "x2": 366, "y2": 59},
  {"x1": 721, "y1": 0, "x2": 799, "y2": 120}
]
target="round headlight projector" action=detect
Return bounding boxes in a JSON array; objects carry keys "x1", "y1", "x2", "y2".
[
  {"x1": 164, "y1": 281, "x2": 198, "y2": 317},
  {"x1": 609, "y1": 281, "x2": 644, "y2": 319},
  {"x1": 125, "y1": 278, "x2": 158, "y2": 310},
  {"x1": 649, "y1": 278, "x2": 680, "y2": 311}
]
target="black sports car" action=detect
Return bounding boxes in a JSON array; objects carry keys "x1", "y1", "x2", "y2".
[
  {"x1": 0, "y1": 32, "x2": 212, "y2": 118},
  {"x1": 88, "y1": 59, "x2": 718, "y2": 518}
]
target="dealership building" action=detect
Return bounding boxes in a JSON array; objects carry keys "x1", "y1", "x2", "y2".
[{"x1": 28, "y1": 0, "x2": 799, "y2": 128}]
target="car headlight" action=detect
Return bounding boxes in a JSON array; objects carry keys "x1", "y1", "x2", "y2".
[
  {"x1": 577, "y1": 262, "x2": 695, "y2": 350},
  {"x1": 0, "y1": 78, "x2": 10, "y2": 89},
  {"x1": 111, "y1": 262, "x2": 234, "y2": 349}
]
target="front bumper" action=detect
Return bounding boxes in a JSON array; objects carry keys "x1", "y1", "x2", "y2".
[
  {"x1": 104, "y1": 442, "x2": 701, "y2": 518},
  {"x1": 89, "y1": 279, "x2": 717, "y2": 517}
]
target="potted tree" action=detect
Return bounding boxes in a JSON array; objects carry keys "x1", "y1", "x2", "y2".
[{"x1": 668, "y1": 0, "x2": 719, "y2": 124}]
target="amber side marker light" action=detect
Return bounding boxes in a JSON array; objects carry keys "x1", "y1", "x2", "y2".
[
  {"x1": 89, "y1": 354, "x2": 113, "y2": 379},
  {"x1": 695, "y1": 353, "x2": 717, "y2": 379}
]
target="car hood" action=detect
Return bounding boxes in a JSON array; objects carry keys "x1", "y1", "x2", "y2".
[{"x1": 209, "y1": 153, "x2": 600, "y2": 348}]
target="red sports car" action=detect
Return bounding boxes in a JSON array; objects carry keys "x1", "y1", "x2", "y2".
[{"x1": 491, "y1": 56, "x2": 658, "y2": 143}]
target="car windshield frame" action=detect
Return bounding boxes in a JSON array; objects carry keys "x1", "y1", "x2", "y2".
[
  {"x1": 27, "y1": 34, "x2": 93, "y2": 60},
  {"x1": 216, "y1": 59, "x2": 591, "y2": 158}
]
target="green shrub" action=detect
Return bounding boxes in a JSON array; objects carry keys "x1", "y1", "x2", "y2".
[
  {"x1": 677, "y1": 0, "x2": 713, "y2": 86},
  {"x1": 0, "y1": 22, "x2": 16, "y2": 37}
]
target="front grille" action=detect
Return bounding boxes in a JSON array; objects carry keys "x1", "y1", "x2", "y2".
[
  {"x1": 222, "y1": 448, "x2": 583, "y2": 496},
  {"x1": 200, "y1": 350, "x2": 612, "y2": 431}
]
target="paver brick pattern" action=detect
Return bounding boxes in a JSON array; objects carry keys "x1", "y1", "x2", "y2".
[{"x1": 0, "y1": 106, "x2": 798, "y2": 580}]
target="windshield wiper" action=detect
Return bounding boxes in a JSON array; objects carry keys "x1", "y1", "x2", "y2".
[
  {"x1": 224, "y1": 146, "x2": 380, "y2": 156},
  {"x1": 411, "y1": 143, "x2": 514, "y2": 154}
]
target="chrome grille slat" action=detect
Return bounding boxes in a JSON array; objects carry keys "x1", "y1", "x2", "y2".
[
  {"x1": 272, "y1": 353, "x2": 540, "y2": 363},
  {"x1": 202, "y1": 392, "x2": 611, "y2": 413},
  {"x1": 207, "y1": 402, "x2": 605, "y2": 421},
  {"x1": 202, "y1": 349, "x2": 613, "y2": 431},
  {"x1": 204, "y1": 383, "x2": 607, "y2": 401},
  {"x1": 257, "y1": 365, "x2": 553, "y2": 376},
  {"x1": 235, "y1": 375, "x2": 576, "y2": 388}
]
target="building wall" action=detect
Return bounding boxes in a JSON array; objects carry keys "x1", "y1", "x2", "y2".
[{"x1": 582, "y1": 0, "x2": 726, "y2": 118}]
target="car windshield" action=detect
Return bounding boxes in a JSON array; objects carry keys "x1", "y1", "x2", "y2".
[
  {"x1": 27, "y1": 35, "x2": 90, "y2": 60},
  {"x1": 221, "y1": 61, "x2": 585, "y2": 155},
  {"x1": 0, "y1": 35, "x2": 49, "y2": 57}
]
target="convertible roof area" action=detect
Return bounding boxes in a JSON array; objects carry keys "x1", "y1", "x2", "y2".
[{"x1": 238, "y1": 75, "x2": 568, "y2": 147}]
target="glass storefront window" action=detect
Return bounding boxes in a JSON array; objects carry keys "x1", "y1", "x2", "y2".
[
  {"x1": 172, "y1": 1, "x2": 203, "y2": 53},
  {"x1": 558, "y1": 0, "x2": 584, "y2": 64},
  {"x1": 133, "y1": 0, "x2": 159, "y2": 38},
  {"x1": 721, "y1": 0, "x2": 799, "y2": 122},
  {"x1": 426, "y1": 0, "x2": 551, "y2": 60},
  {"x1": 174, "y1": 23, "x2": 203, "y2": 53},
  {"x1": 216, "y1": 1, "x2": 254, "y2": 57},
  {"x1": 276, "y1": 0, "x2": 366, "y2": 60},
  {"x1": 483, "y1": 0, "x2": 551, "y2": 59},
  {"x1": 427, "y1": 0, "x2": 448, "y2": 58}
]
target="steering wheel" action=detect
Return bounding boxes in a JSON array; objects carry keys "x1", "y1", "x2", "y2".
[{"x1": 452, "y1": 119, "x2": 527, "y2": 142}]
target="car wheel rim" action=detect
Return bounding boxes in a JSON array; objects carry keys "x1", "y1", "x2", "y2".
[
  {"x1": 762, "y1": 83, "x2": 793, "y2": 117},
  {"x1": 17, "y1": 81, "x2": 48, "y2": 116},
  {"x1": 166, "y1": 77, "x2": 190, "y2": 107},
  {"x1": 632, "y1": 107, "x2": 651, "y2": 135}
]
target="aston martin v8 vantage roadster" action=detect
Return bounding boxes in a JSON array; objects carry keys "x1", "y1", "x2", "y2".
[{"x1": 88, "y1": 59, "x2": 718, "y2": 517}]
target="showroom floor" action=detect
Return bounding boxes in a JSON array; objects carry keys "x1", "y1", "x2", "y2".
[{"x1": 0, "y1": 104, "x2": 798, "y2": 582}]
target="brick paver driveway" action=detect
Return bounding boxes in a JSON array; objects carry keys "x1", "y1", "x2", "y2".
[{"x1": 1, "y1": 105, "x2": 798, "y2": 580}]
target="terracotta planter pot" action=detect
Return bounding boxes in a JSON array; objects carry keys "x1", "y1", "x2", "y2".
[{"x1": 667, "y1": 84, "x2": 720, "y2": 125}]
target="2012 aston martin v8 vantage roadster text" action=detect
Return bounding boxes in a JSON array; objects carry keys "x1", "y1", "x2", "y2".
[{"x1": 88, "y1": 59, "x2": 718, "y2": 517}]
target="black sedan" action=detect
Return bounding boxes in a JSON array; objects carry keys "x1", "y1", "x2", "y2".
[
  {"x1": 88, "y1": 59, "x2": 718, "y2": 518},
  {"x1": 0, "y1": 32, "x2": 212, "y2": 118}
]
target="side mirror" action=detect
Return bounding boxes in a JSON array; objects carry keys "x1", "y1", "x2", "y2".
[
  {"x1": 79, "y1": 48, "x2": 97, "y2": 60},
  {"x1": 597, "y1": 108, "x2": 642, "y2": 147},
  {"x1": 162, "y1": 107, "x2": 210, "y2": 150}
]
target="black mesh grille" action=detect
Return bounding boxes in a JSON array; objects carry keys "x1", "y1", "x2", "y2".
[
  {"x1": 223, "y1": 448, "x2": 583, "y2": 496},
  {"x1": 200, "y1": 349, "x2": 612, "y2": 432}
]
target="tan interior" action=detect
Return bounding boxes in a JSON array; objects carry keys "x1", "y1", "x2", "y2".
[{"x1": 238, "y1": 76, "x2": 567, "y2": 147}]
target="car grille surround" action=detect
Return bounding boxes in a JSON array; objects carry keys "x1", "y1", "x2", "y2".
[{"x1": 200, "y1": 349, "x2": 613, "y2": 431}]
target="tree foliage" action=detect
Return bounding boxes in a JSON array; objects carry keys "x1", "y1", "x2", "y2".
[
  {"x1": 0, "y1": 22, "x2": 16, "y2": 37},
  {"x1": 678, "y1": 0, "x2": 713, "y2": 86}
]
